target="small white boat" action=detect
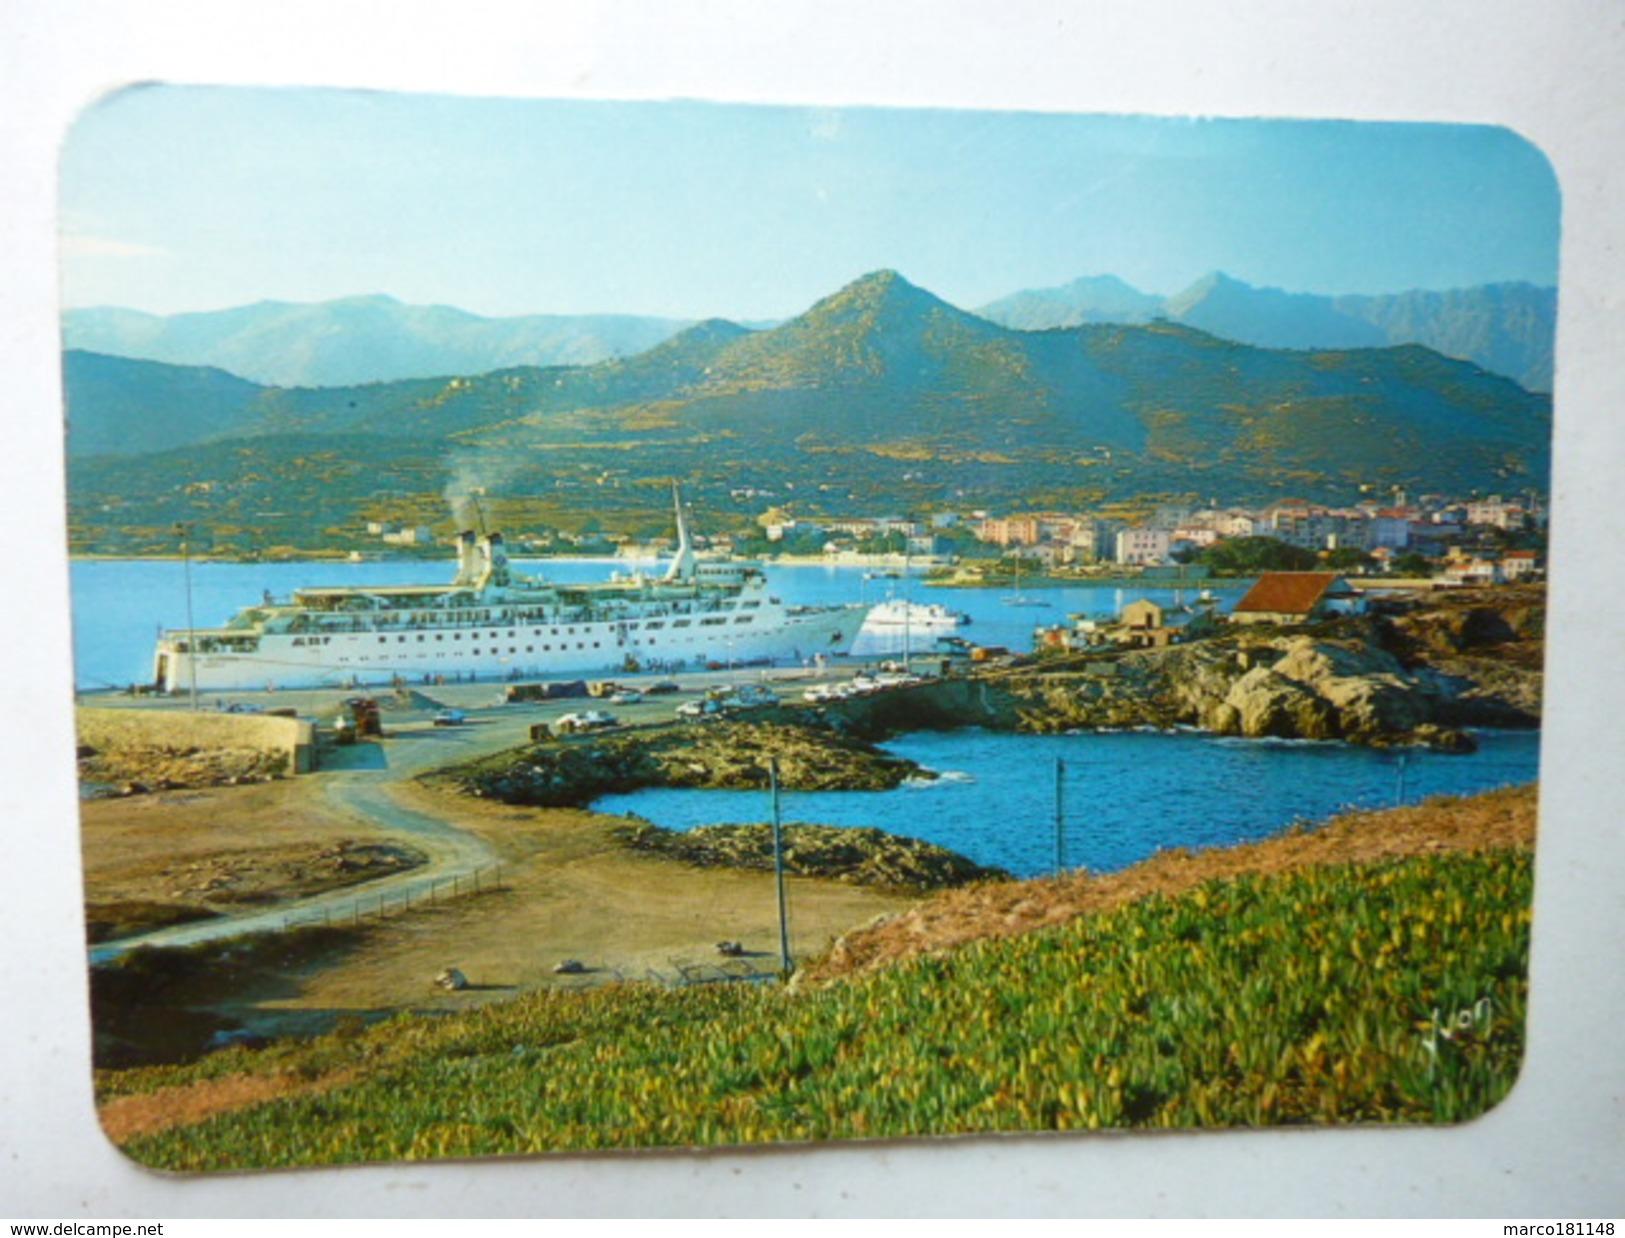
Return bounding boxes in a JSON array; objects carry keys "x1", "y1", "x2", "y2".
[{"x1": 862, "y1": 599, "x2": 971, "y2": 629}]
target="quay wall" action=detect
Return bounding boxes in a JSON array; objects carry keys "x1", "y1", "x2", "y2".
[
  {"x1": 803, "y1": 673, "x2": 1030, "y2": 735},
  {"x1": 77, "y1": 708, "x2": 317, "y2": 775}
]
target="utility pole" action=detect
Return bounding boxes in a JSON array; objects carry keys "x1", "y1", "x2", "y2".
[
  {"x1": 901, "y1": 527, "x2": 912, "y2": 674},
  {"x1": 769, "y1": 757, "x2": 792, "y2": 977},
  {"x1": 1054, "y1": 756, "x2": 1066, "y2": 876},
  {"x1": 176, "y1": 522, "x2": 199, "y2": 711}
]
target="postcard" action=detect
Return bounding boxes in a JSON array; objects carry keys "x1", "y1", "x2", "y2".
[{"x1": 61, "y1": 87, "x2": 1554, "y2": 1172}]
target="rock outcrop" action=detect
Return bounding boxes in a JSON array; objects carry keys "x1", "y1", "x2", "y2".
[
  {"x1": 613, "y1": 820, "x2": 1010, "y2": 891},
  {"x1": 434, "y1": 967, "x2": 468, "y2": 992},
  {"x1": 435, "y1": 719, "x2": 929, "y2": 807},
  {"x1": 1011, "y1": 627, "x2": 1489, "y2": 749}
]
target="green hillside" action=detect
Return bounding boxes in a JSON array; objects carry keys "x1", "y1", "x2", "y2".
[
  {"x1": 61, "y1": 352, "x2": 268, "y2": 458},
  {"x1": 63, "y1": 271, "x2": 1552, "y2": 555},
  {"x1": 105, "y1": 845, "x2": 1530, "y2": 1169}
]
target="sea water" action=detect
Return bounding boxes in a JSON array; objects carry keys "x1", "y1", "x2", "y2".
[{"x1": 593, "y1": 727, "x2": 1541, "y2": 879}]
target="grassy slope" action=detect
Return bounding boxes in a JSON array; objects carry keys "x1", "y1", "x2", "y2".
[{"x1": 98, "y1": 785, "x2": 1536, "y2": 1169}]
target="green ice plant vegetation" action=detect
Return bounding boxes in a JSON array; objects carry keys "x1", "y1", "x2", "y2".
[{"x1": 116, "y1": 848, "x2": 1531, "y2": 1169}]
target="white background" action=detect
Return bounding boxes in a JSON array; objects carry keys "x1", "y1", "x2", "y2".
[{"x1": 2, "y1": 0, "x2": 1621, "y2": 1218}]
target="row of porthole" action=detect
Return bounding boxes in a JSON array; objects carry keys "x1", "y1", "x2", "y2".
[
  {"x1": 363, "y1": 615, "x2": 759, "y2": 647},
  {"x1": 333, "y1": 628, "x2": 754, "y2": 665},
  {"x1": 377, "y1": 627, "x2": 592, "y2": 645}
]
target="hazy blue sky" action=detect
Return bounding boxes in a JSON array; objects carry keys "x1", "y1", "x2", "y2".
[{"x1": 59, "y1": 86, "x2": 1561, "y2": 320}]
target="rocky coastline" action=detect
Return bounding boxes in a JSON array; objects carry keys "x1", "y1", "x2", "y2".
[
  {"x1": 421, "y1": 588, "x2": 1541, "y2": 890},
  {"x1": 612, "y1": 820, "x2": 1010, "y2": 891},
  {"x1": 432, "y1": 718, "x2": 930, "y2": 807},
  {"x1": 1005, "y1": 627, "x2": 1486, "y2": 749},
  {"x1": 915, "y1": 592, "x2": 1542, "y2": 752},
  {"x1": 438, "y1": 589, "x2": 1541, "y2": 810}
]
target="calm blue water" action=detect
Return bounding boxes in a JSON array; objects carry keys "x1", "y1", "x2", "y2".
[
  {"x1": 67, "y1": 557, "x2": 1226, "y2": 690},
  {"x1": 593, "y1": 727, "x2": 1542, "y2": 879}
]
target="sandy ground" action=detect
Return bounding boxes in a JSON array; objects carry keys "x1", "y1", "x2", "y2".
[
  {"x1": 79, "y1": 680, "x2": 921, "y2": 1044},
  {"x1": 81, "y1": 779, "x2": 395, "y2": 909},
  {"x1": 230, "y1": 788, "x2": 916, "y2": 1033},
  {"x1": 90, "y1": 783, "x2": 919, "y2": 1045}
]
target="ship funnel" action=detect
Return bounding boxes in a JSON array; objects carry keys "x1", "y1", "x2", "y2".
[
  {"x1": 663, "y1": 483, "x2": 696, "y2": 582},
  {"x1": 453, "y1": 530, "x2": 479, "y2": 586},
  {"x1": 483, "y1": 531, "x2": 511, "y2": 587}
]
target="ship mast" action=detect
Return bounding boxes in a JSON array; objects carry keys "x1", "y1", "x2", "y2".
[{"x1": 663, "y1": 482, "x2": 697, "y2": 582}]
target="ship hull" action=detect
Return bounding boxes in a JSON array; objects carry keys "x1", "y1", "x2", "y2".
[
  {"x1": 155, "y1": 600, "x2": 866, "y2": 693},
  {"x1": 152, "y1": 490, "x2": 871, "y2": 694}
]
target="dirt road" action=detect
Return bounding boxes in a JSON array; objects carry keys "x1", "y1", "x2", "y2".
[
  {"x1": 81, "y1": 682, "x2": 921, "y2": 1040},
  {"x1": 87, "y1": 717, "x2": 520, "y2": 962}
]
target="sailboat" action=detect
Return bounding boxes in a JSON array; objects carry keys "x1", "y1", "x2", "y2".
[{"x1": 1001, "y1": 559, "x2": 1052, "y2": 608}]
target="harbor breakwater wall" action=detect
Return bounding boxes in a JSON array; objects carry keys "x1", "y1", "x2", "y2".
[
  {"x1": 77, "y1": 707, "x2": 318, "y2": 779},
  {"x1": 809, "y1": 674, "x2": 1028, "y2": 736}
]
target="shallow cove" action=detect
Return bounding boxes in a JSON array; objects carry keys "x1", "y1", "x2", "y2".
[{"x1": 593, "y1": 727, "x2": 1542, "y2": 879}]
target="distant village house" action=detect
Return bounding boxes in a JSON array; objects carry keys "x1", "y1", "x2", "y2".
[{"x1": 1229, "y1": 572, "x2": 1367, "y2": 626}]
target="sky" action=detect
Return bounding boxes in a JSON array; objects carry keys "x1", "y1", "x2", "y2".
[{"x1": 58, "y1": 86, "x2": 1562, "y2": 321}]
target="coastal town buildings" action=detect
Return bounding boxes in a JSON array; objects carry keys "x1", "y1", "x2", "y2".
[
  {"x1": 1500, "y1": 549, "x2": 1542, "y2": 580},
  {"x1": 746, "y1": 488, "x2": 1543, "y2": 579}
]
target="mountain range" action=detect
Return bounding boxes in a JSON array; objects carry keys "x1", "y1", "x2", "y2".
[
  {"x1": 61, "y1": 295, "x2": 693, "y2": 388},
  {"x1": 64, "y1": 271, "x2": 1556, "y2": 394},
  {"x1": 976, "y1": 272, "x2": 1556, "y2": 392},
  {"x1": 62, "y1": 270, "x2": 1552, "y2": 558}
]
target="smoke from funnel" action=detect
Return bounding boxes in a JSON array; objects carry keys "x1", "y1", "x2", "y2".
[{"x1": 443, "y1": 447, "x2": 531, "y2": 530}]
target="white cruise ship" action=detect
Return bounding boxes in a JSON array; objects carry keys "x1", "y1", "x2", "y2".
[{"x1": 152, "y1": 491, "x2": 868, "y2": 693}]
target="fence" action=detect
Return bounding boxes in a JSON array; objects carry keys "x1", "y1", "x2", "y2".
[
  {"x1": 651, "y1": 956, "x2": 784, "y2": 986},
  {"x1": 532, "y1": 956, "x2": 785, "y2": 992},
  {"x1": 278, "y1": 861, "x2": 506, "y2": 932}
]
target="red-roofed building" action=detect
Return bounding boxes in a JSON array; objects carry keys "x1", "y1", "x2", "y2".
[
  {"x1": 1230, "y1": 572, "x2": 1366, "y2": 626},
  {"x1": 1500, "y1": 549, "x2": 1543, "y2": 581}
]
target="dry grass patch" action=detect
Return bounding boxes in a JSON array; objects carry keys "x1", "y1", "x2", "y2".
[{"x1": 99, "y1": 1068, "x2": 361, "y2": 1144}]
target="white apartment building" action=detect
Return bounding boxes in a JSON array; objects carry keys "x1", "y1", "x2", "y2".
[{"x1": 1115, "y1": 527, "x2": 1173, "y2": 566}]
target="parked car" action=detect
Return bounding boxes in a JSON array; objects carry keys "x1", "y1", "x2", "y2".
[
  {"x1": 432, "y1": 709, "x2": 468, "y2": 727},
  {"x1": 609, "y1": 689, "x2": 644, "y2": 704},
  {"x1": 556, "y1": 709, "x2": 618, "y2": 732},
  {"x1": 645, "y1": 681, "x2": 681, "y2": 695},
  {"x1": 874, "y1": 671, "x2": 922, "y2": 688},
  {"x1": 676, "y1": 698, "x2": 724, "y2": 719}
]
